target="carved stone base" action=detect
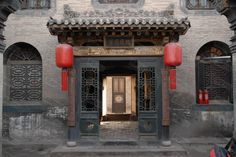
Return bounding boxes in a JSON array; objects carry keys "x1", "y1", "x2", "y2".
[
  {"x1": 67, "y1": 141, "x2": 77, "y2": 147},
  {"x1": 162, "y1": 140, "x2": 172, "y2": 147}
]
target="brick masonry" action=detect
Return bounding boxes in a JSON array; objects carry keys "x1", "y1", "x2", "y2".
[{"x1": 1, "y1": 0, "x2": 235, "y2": 142}]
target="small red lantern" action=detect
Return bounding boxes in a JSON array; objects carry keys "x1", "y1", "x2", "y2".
[
  {"x1": 56, "y1": 44, "x2": 74, "y2": 91},
  {"x1": 164, "y1": 42, "x2": 182, "y2": 66}
]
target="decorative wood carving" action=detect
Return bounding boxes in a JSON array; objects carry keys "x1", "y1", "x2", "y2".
[
  {"x1": 73, "y1": 46, "x2": 164, "y2": 56},
  {"x1": 98, "y1": 0, "x2": 139, "y2": 4},
  {"x1": 64, "y1": 4, "x2": 174, "y2": 19}
]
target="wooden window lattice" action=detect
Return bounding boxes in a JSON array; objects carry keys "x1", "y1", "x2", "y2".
[
  {"x1": 198, "y1": 60, "x2": 232, "y2": 102},
  {"x1": 8, "y1": 47, "x2": 42, "y2": 101},
  {"x1": 81, "y1": 68, "x2": 98, "y2": 111},
  {"x1": 139, "y1": 67, "x2": 156, "y2": 111}
]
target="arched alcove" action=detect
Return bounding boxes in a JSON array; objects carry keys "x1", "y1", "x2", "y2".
[
  {"x1": 3, "y1": 42, "x2": 42, "y2": 102},
  {"x1": 195, "y1": 41, "x2": 232, "y2": 104}
]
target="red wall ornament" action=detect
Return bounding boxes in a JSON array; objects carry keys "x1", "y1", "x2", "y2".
[
  {"x1": 55, "y1": 44, "x2": 74, "y2": 91},
  {"x1": 164, "y1": 42, "x2": 182, "y2": 67},
  {"x1": 169, "y1": 69, "x2": 177, "y2": 90}
]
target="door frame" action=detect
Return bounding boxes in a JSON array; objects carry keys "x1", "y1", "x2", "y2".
[{"x1": 75, "y1": 57, "x2": 163, "y2": 140}]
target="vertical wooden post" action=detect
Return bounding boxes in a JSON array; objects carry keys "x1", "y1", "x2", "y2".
[
  {"x1": 67, "y1": 68, "x2": 77, "y2": 147},
  {"x1": 161, "y1": 68, "x2": 171, "y2": 146},
  {"x1": 68, "y1": 68, "x2": 76, "y2": 126}
]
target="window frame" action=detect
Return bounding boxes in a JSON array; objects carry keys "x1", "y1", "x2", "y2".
[
  {"x1": 196, "y1": 57, "x2": 232, "y2": 104},
  {"x1": 4, "y1": 43, "x2": 43, "y2": 104},
  {"x1": 21, "y1": 0, "x2": 51, "y2": 10},
  {"x1": 186, "y1": 0, "x2": 215, "y2": 10},
  {"x1": 91, "y1": 0, "x2": 145, "y2": 9},
  {"x1": 195, "y1": 43, "x2": 233, "y2": 105}
]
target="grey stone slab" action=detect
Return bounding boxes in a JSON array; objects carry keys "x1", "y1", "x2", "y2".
[{"x1": 50, "y1": 143, "x2": 187, "y2": 157}]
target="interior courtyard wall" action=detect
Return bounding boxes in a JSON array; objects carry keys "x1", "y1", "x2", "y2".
[{"x1": 174, "y1": 2, "x2": 234, "y2": 137}]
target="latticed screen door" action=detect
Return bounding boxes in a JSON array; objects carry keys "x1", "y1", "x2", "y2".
[
  {"x1": 139, "y1": 67, "x2": 156, "y2": 111},
  {"x1": 197, "y1": 59, "x2": 232, "y2": 102},
  {"x1": 81, "y1": 68, "x2": 98, "y2": 112},
  {"x1": 138, "y1": 59, "x2": 162, "y2": 138},
  {"x1": 8, "y1": 50, "x2": 42, "y2": 101},
  {"x1": 78, "y1": 61, "x2": 99, "y2": 137}
]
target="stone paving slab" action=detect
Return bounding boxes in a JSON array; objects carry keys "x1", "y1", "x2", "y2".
[
  {"x1": 173, "y1": 137, "x2": 229, "y2": 144},
  {"x1": 100, "y1": 121, "x2": 138, "y2": 141},
  {"x1": 3, "y1": 137, "x2": 230, "y2": 157},
  {"x1": 50, "y1": 143, "x2": 187, "y2": 157}
]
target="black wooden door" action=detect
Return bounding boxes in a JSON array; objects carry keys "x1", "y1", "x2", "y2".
[
  {"x1": 138, "y1": 58, "x2": 163, "y2": 139},
  {"x1": 112, "y1": 76, "x2": 126, "y2": 113},
  {"x1": 77, "y1": 60, "x2": 100, "y2": 137}
]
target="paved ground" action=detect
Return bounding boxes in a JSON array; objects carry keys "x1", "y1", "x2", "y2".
[
  {"x1": 3, "y1": 137, "x2": 229, "y2": 157},
  {"x1": 2, "y1": 121, "x2": 230, "y2": 157},
  {"x1": 175, "y1": 138, "x2": 228, "y2": 157},
  {"x1": 100, "y1": 121, "x2": 138, "y2": 141},
  {"x1": 3, "y1": 144, "x2": 55, "y2": 157}
]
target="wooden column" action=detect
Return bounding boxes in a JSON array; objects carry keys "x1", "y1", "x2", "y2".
[
  {"x1": 68, "y1": 69, "x2": 76, "y2": 126},
  {"x1": 67, "y1": 68, "x2": 77, "y2": 146},
  {"x1": 161, "y1": 68, "x2": 171, "y2": 146}
]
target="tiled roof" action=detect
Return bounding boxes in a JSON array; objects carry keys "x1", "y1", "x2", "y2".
[
  {"x1": 48, "y1": 17, "x2": 190, "y2": 27},
  {"x1": 47, "y1": 5, "x2": 191, "y2": 35}
]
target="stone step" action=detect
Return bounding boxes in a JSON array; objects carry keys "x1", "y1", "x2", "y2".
[
  {"x1": 50, "y1": 143, "x2": 187, "y2": 157},
  {"x1": 101, "y1": 114, "x2": 138, "y2": 121}
]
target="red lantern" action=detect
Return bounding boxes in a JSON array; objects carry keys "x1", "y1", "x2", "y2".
[
  {"x1": 164, "y1": 42, "x2": 182, "y2": 66},
  {"x1": 56, "y1": 44, "x2": 73, "y2": 68},
  {"x1": 55, "y1": 44, "x2": 74, "y2": 91}
]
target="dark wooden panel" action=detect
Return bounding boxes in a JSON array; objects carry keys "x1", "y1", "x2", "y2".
[{"x1": 112, "y1": 77, "x2": 126, "y2": 113}]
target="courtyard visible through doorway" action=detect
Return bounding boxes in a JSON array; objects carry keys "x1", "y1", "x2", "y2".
[
  {"x1": 100, "y1": 61, "x2": 138, "y2": 141},
  {"x1": 76, "y1": 57, "x2": 161, "y2": 140}
]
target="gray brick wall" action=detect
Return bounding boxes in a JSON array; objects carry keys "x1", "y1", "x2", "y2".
[{"x1": 2, "y1": 0, "x2": 235, "y2": 141}]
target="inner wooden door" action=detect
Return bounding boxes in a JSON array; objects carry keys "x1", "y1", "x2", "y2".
[{"x1": 112, "y1": 76, "x2": 126, "y2": 113}]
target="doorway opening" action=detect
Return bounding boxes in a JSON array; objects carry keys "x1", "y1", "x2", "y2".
[{"x1": 99, "y1": 61, "x2": 138, "y2": 141}]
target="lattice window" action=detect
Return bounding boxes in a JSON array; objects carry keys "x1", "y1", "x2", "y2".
[
  {"x1": 21, "y1": 0, "x2": 50, "y2": 9},
  {"x1": 186, "y1": 0, "x2": 214, "y2": 10},
  {"x1": 81, "y1": 68, "x2": 98, "y2": 111},
  {"x1": 139, "y1": 67, "x2": 156, "y2": 111},
  {"x1": 8, "y1": 47, "x2": 42, "y2": 101},
  {"x1": 198, "y1": 60, "x2": 231, "y2": 102},
  {"x1": 196, "y1": 43, "x2": 232, "y2": 103}
]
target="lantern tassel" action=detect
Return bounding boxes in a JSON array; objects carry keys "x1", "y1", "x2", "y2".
[
  {"x1": 61, "y1": 69, "x2": 68, "y2": 91},
  {"x1": 169, "y1": 69, "x2": 176, "y2": 90}
]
